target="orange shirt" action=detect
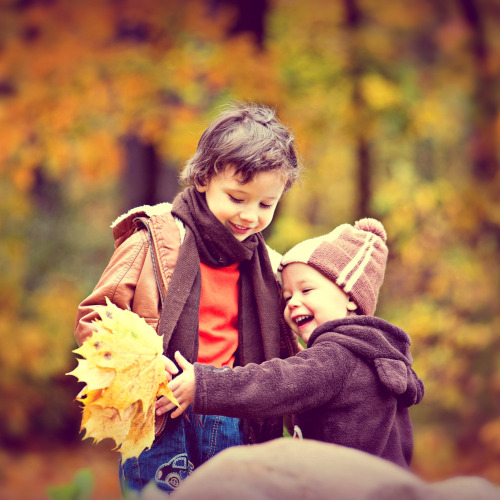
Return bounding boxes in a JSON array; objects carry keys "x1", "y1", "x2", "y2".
[{"x1": 197, "y1": 261, "x2": 240, "y2": 368}]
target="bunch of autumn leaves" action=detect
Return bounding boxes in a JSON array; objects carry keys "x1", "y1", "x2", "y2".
[{"x1": 67, "y1": 298, "x2": 179, "y2": 461}]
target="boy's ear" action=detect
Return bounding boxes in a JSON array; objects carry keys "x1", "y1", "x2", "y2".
[
  {"x1": 347, "y1": 300, "x2": 358, "y2": 312},
  {"x1": 195, "y1": 183, "x2": 207, "y2": 193}
]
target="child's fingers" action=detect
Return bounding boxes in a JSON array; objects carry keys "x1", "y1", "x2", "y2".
[
  {"x1": 156, "y1": 396, "x2": 170, "y2": 408},
  {"x1": 167, "y1": 377, "x2": 180, "y2": 392},
  {"x1": 156, "y1": 399, "x2": 176, "y2": 415},
  {"x1": 161, "y1": 355, "x2": 179, "y2": 375},
  {"x1": 170, "y1": 405, "x2": 185, "y2": 419},
  {"x1": 155, "y1": 396, "x2": 186, "y2": 417},
  {"x1": 174, "y1": 351, "x2": 192, "y2": 371}
]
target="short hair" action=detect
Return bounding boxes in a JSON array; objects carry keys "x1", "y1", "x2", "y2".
[{"x1": 180, "y1": 102, "x2": 302, "y2": 192}]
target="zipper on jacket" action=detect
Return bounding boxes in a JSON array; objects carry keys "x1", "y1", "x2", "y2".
[{"x1": 133, "y1": 217, "x2": 165, "y2": 308}]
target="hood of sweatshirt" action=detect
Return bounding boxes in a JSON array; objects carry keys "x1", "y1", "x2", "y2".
[{"x1": 309, "y1": 316, "x2": 424, "y2": 408}]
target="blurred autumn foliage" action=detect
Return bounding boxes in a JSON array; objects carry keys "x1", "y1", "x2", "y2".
[{"x1": 1, "y1": 0, "x2": 500, "y2": 496}]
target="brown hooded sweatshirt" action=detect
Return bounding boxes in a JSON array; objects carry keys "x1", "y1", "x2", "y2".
[{"x1": 193, "y1": 315, "x2": 424, "y2": 468}]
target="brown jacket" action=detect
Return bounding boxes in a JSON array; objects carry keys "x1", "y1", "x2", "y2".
[{"x1": 74, "y1": 203, "x2": 182, "y2": 346}]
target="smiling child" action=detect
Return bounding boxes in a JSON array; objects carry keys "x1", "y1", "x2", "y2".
[{"x1": 161, "y1": 218, "x2": 425, "y2": 468}]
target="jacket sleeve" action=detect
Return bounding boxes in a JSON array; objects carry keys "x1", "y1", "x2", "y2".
[
  {"x1": 193, "y1": 340, "x2": 350, "y2": 419},
  {"x1": 74, "y1": 229, "x2": 151, "y2": 346}
]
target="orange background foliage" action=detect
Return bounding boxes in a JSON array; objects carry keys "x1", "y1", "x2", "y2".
[{"x1": 1, "y1": 0, "x2": 499, "y2": 498}]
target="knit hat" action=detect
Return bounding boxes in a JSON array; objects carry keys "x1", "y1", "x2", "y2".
[{"x1": 278, "y1": 218, "x2": 388, "y2": 316}]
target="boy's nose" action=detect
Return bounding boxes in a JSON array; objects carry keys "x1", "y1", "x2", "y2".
[{"x1": 239, "y1": 209, "x2": 258, "y2": 223}]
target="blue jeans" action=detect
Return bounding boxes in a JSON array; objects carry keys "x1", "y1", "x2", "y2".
[{"x1": 119, "y1": 407, "x2": 243, "y2": 495}]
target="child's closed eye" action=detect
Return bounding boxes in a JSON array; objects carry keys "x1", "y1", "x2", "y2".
[{"x1": 229, "y1": 195, "x2": 243, "y2": 203}]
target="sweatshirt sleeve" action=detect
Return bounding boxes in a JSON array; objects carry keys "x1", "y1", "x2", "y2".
[{"x1": 193, "y1": 338, "x2": 350, "y2": 419}]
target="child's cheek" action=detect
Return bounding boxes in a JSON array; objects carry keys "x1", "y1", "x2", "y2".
[{"x1": 284, "y1": 314, "x2": 297, "y2": 334}]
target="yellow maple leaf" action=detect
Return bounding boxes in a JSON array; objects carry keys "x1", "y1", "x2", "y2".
[
  {"x1": 67, "y1": 298, "x2": 180, "y2": 460},
  {"x1": 122, "y1": 402, "x2": 157, "y2": 461},
  {"x1": 67, "y1": 358, "x2": 115, "y2": 393},
  {"x1": 82, "y1": 403, "x2": 136, "y2": 448}
]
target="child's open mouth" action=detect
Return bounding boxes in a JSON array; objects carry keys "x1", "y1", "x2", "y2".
[
  {"x1": 294, "y1": 315, "x2": 313, "y2": 329},
  {"x1": 229, "y1": 222, "x2": 252, "y2": 235}
]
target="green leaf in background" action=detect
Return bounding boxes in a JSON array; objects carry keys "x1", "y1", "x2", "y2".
[{"x1": 47, "y1": 468, "x2": 94, "y2": 500}]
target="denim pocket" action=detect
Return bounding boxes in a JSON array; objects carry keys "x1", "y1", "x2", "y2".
[
  {"x1": 202, "y1": 415, "x2": 243, "y2": 462},
  {"x1": 119, "y1": 456, "x2": 142, "y2": 492}
]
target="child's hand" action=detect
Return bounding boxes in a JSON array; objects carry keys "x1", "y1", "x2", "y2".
[
  {"x1": 155, "y1": 354, "x2": 180, "y2": 418},
  {"x1": 156, "y1": 351, "x2": 195, "y2": 419}
]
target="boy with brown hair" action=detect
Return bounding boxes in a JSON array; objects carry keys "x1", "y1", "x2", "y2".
[
  {"x1": 74, "y1": 102, "x2": 302, "y2": 494},
  {"x1": 160, "y1": 218, "x2": 425, "y2": 468}
]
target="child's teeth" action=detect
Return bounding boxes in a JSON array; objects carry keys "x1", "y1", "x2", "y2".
[{"x1": 295, "y1": 315, "x2": 312, "y2": 326}]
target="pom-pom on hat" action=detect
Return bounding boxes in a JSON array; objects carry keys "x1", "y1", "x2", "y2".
[{"x1": 278, "y1": 218, "x2": 388, "y2": 316}]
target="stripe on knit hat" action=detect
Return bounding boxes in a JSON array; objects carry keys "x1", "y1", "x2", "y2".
[{"x1": 342, "y1": 234, "x2": 377, "y2": 294}]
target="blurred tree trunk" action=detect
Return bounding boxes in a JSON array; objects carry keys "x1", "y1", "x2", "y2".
[
  {"x1": 210, "y1": 0, "x2": 268, "y2": 48},
  {"x1": 343, "y1": 0, "x2": 372, "y2": 220},
  {"x1": 458, "y1": 0, "x2": 499, "y2": 183},
  {"x1": 457, "y1": 0, "x2": 500, "y2": 248},
  {"x1": 27, "y1": 167, "x2": 63, "y2": 292},
  {"x1": 121, "y1": 135, "x2": 179, "y2": 211},
  {"x1": 116, "y1": 7, "x2": 180, "y2": 212}
]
